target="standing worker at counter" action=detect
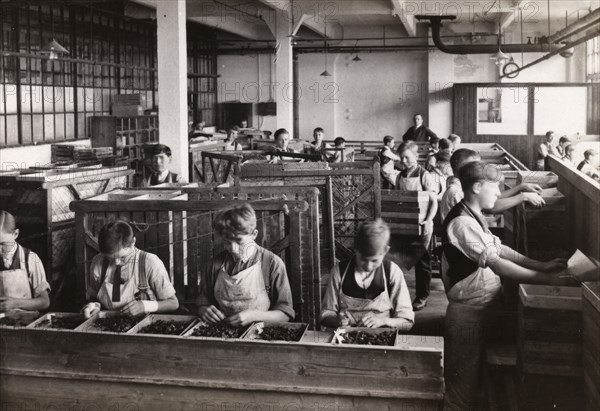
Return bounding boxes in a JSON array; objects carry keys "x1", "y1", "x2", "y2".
[
  {"x1": 0, "y1": 210, "x2": 50, "y2": 313},
  {"x1": 197, "y1": 204, "x2": 294, "y2": 326},
  {"x1": 144, "y1": 144, "x2": 187, "y2": 187},
  {"x1": 441, "y1": 161, "x2": 570, "y2": 410},
  {"x1": 320, "y1": 219, "x2": 414, "y2": 330},
  {"x1": 82, "y1": 220, "x2": 179, "y2": 317}
]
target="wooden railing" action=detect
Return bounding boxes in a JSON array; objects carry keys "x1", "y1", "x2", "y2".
[{"x1": 548, "y1": 155, "x2": 600, "y2": 261}]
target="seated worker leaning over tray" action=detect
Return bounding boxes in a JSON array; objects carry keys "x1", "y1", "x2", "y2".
[
  {"x1": 441, "y1": 161, "x2": 571, "y2": 410},
  {"x1": 320, "y1": 219, "x2": 414, "y2": 330},
  {"x1": 81, "y1": 220, "x2": 179, "y2": 318},
  {"x1": 0, "y1": 210, "x2": 50, "y2": 312},
  {"x1": 197, "y1": 204, "x2": 295, "y2": 326}
]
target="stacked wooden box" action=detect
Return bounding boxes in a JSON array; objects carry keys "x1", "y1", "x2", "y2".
[
  {"x1": 583, "y1": 282, "x2": 600, "y2": 410},
  {"x1": 381, "y1": 190, "x2": 429, "y2": 235},
  {"x1": 111, "y1": 93, "x2": 146, "y2": 117},
  {"x1": 517, "y1": 284, "x2": 584, "y2": 409},
  {"x1": 0, "y1": 166, "x2": 133, "y2": 284}
]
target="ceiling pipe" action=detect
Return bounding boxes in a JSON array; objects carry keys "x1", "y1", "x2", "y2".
[
  {"x1": 545, "y1": 7, "x2": 600, "y2": 44},
  {"x1": 416, "y1": 15, "x2": 561, "y2": 54}
]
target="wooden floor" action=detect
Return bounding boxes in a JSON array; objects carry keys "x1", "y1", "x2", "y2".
[{"x1": 388, "y1": 234, "x2": 448, "y2": 337}]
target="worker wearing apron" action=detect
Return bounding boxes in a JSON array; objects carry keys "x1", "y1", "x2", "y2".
[
  {"x1": 379, "y1": 136, "x2": 401, "y2": 187},
  {"x1": 0, "y1": 210, "x2": 50, "y2": 313},
  {"x1": 321, "y1": 219, "x2": 414, "y2": 329},
  {"x1": 441, "y1": 161, "x2": 570, "y2": 410},
  {"x1": 198, "y1": 204, "x2": 294, "y2": 326},
  {"x1": 82, "y1": 220, "x2": 179, "y2": 317},
  {"x1": 396, "y1": 142, "x2": 438, "y2": 312}
]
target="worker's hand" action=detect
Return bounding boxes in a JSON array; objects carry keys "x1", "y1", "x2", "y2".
[
  {"x1": 120, "y1": 300, "x2": 145, "y2": 317},
  {"x1": 420, "y1": 219, "x2": 434, "y2": 237},
  {"x1": 542, "y1": 258, "x2": 569, "y2": 273},
  {"x1": 0, "y1": 297, "x2": 17, "y2": 312},
  {"x1": 224, "y1": 309, "x2": 257, "y2": 327},
  {"x1": 80, "y1": 302, "x2": 101, "y2": 319},
  {"x1": 199, "y1": 305, "x2": 226, "y2": 324},
  {"x1": 522, "y1": 192, "x2": 545, "y2": 208},
  {"x1": 359, "y1": 312, "x2": 386, "y2": 328},
  {"x1": 338, "y1": 313, "x2": 350, "y2": 328},
  {"x1": 518, "y1": 183, "x2": 543, "y2": 194}
]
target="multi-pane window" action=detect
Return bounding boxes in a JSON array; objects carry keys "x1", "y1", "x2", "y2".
[
  {"x1": 0, "y1": 4, "x2": 216, "y2": 147},
  {"x1": 587, "y1": 36, "x2": 600, "y2": 83}
]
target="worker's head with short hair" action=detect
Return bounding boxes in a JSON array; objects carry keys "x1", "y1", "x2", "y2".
[
  {"x1": 398, "y1": 141, "x2": 418, "y2": 170},
  {"x1": 226, "y1": 128, "x2": 239, "y2": 142},
  {"x1": 0, "y1": 210, "x2": 19, "y2": 258},
  {"x1": 313, "y1": 127, "x2": 324, "y2": 141},
  {"x1": 558, "y1": 136, "x2": 570, "y2": 147},
  {"x1": 584, "y1": 149, "x2": 598, "y2": 161},
  {"x1": 214, "y1": 204, "x2": 259, "y2": 261},
  {"x1": 429, "y1": 136, "x2": 440, "y2": 149},
  {"x1": 413, "y1": 114, "x2": 423, "y2": 127},
  {"x1": 98, "y1": 220, "x2": 136, "y2": 260},
  {"x1": 354, "y1": 218, "x2": 390, "y2": 272},
  {"x1": 459, "y1": 161, "x2": 502, "y2": 210},
  {"x1": 450, "y1": 148, "x2": 480, "y2": 175},
  {"x1": 334, "y1": 137, "x2": 346, "y2": 147},
  {"x1": 274, "y1": 128, "x2": 291, "y2": 150},
  {"x1": 439, "y1": 138, "x2": 452, "y2": 152},
  {"x1": 151, "y1": 144, "x2": 173, "y2": 174},
  {"x1": 545, "y1": 131, "x2": 555, "y2": 142}
]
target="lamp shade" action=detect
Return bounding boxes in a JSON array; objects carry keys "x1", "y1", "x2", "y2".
[
  {"x1": 320, "y1": 69, "x2": 332, "y2": 77},
  {"x1": 352, "y1": 55, "x2": 362, "y2": 62},
  {"x1": 491, "y1": 50, "x2": 509, "y2": 66},
  {"x1": 40, "y1": 39, "x2": 69, "y2": 60}
]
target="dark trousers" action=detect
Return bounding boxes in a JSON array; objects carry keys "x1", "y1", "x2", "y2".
[{"x1": 415, "y1": 250, "x2": 432, "y2": 299}]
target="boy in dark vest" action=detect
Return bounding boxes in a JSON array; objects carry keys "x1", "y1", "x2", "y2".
[
  {"x1": 441, "y1": 161, "x2": 570, "y2": 410},
  {"x1": 144, "y1": 144, "x2": 186, "y2": 187},
  {"x1": 320, "y1": 219, "x2": 414, "y2": 330}
]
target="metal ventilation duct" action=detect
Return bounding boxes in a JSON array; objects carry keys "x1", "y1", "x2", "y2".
[{"x1": 416, "y1": 15, "x2": 561, "y2": 54}]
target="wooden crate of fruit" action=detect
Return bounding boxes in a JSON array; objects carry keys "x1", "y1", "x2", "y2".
[
  {"x1": 182, "y1": 321, "x2": 251, "y2": 340},
  {"x1": 381, "y1": 190, "x2": 429, "y2": 235},
  {"x1": 77, "y1": 311, "x2": 146, "y2": 334},
  {"x1": 517, "y1": 284, "x2": 583, "y2": 378},
  {"x1": 333, "y1": 327, "x2": 398, "y2": 347},
  {"x1": 0, "y1": 312, "x2": 40, "y2": 328},
  {"x1": 243, "y1": 321, "x2": 309, "y2": 343},
  {"x1": 583, "y1": 282, "x2": 600, "y2": 410},
  {"x1": 27, "y1": 312, "x2": 87, "y2": 330},
  {"x1": 128, "y1": 314, "x2": 198, "y2": 336}
]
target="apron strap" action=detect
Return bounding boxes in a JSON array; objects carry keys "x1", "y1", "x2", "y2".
[
  {"x1": 137, "y1": 251, "x2": 149, "y2": 291},
  {"x1": 261, "y1": 250, "x2": 272, "y2": 295},
  {"x1": 339, "y1": 258, "x2": 393, "y2": 297},
  {"x1": 23, "y1": 247, "x2": 30, "y2": 277},
  {"x1": 100, "y1": 257, "x2": 110, "y2": 285}
]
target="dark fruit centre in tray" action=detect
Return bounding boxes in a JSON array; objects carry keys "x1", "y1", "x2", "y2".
[
  {"x1": 191, "y1": 323, "x2": 246, "y2": 338},
  {"x1": 36, "y1": 316, "x2": 85, "y2": 330},
  {"x1": 258, "y1": 326, "x2": 304, "y2": 342},
  {"x1": 94, "y1": 316, "x2": 140, "y2": 332},
  {"x1": 341, "y1": 330, "x2": 395, "y2": 346},
  {"x1": 140, "y1": 320, "x2": 191, "y2": 335}
]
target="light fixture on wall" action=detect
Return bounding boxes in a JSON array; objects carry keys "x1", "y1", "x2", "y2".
[
  {"x1": 490, "y1": 0, "x2": 509, "y2": 67},
  {"x1": 320, "y1": 22, "x2": 331, "y2": 77}
]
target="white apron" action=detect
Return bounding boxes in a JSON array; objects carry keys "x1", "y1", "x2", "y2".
[
  {"x1": 397, "y1": 173, "x2": 422, "y2": 191},
  {"x1": 213, "y1": 257, "x2": 271, "y2": 317},
  {"x1": 338, "y1": 262, "x2": 393, "y2": 326},
  {"x1": 0, "y1": 246, "x2": 32, "y2": 300},
  {"x1": 96, "y1": 251, "x2": 155, "y2": 310}
]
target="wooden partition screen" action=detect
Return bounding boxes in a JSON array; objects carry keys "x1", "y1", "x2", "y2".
[
  {"x1": 548, "y1": 155, "x2": 600, "y2": 261},
  {"x1": 70, "y1": 195, "x2": 321, "y2": 328}
]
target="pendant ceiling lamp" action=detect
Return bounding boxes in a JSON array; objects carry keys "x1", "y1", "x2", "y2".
[
  {"x1": 352, "y1": 40, "x2": 362, "y2": 62},
  {"x1": 491, "y1": 0, "x2": 509, "y2": 67},
  {"x1": 40, "y1": 7, "x2": 69, "y2": 60},
  {"x1": 320, "y1": 22, "x2": 331, "y2": 77}
]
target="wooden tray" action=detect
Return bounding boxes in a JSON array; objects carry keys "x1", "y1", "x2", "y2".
[
  {"x1": 0, "y1": 311, "x2": 40, "y2": 328},
  {"x1": 128, "y1": 314, "x2": 198, "y2": 336},
  {"x1": 27, "y1": 312, "x2": 87, "y2": 330},
  {"x1": 243, "y1": 321, "x2": 308, "y2": 342},
  {"x1": 76, "y1": 311, "x2": 146, "y2": 334},
  {"x1": 333, "y1": 327, "x2": 398, "y2": 347},
  {"x1": 182, "y1": 321, "x2": 251, "y2": 340}
]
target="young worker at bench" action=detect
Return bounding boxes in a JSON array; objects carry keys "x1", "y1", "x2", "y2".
[
  {"x1": 197, "y1": 203, "x2": 294, "y2": 326},
  {"x1": 440, "y1": 148, "x2": 545, "y2": 221},
  {"x1": 320, "y1": 219, "x2": 414, "y2": 330},
  {"x1": 0, "y1": 210, "x2": 50, "y2": 313},
  {"x1": 81, "y1": 220, "x2": 179, "y2": 317},
  {"x1": 144, "y1": 144, "x2": 187, "y2": 187},
  {"x1": 441, "y1": 161, "x2": 570, "y2": 410}
]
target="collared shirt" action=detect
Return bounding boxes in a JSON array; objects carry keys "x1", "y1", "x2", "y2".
[
  {"x1": 320, "y1": 260, "x2": 415, "y2": 323},
  {"x1": 402, "y1": 125, "x2": 437, "y2": 142},
  {"x1": 197, "y1": 246, "x2": 295, "y2": 319},
  {"x1": 441, "y1": 183, "x2": 465, "y2": 221},
  {"x1": 577, "y1": 160, "x2": 599, "y2": 179},
  {"x1": 87, "y1": 247, "x2": 176, "y2": 301},
  {"x1": 1, "y1": 244, "x2": 50, "y2": 297}
]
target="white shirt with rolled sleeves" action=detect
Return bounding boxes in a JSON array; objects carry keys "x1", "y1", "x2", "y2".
[
  {"x1": 441, "y1": 215, "x2": 503, "y2": 306},
  {"x1": 440, "y1": 183, "x2": 464, "y2": 222}
]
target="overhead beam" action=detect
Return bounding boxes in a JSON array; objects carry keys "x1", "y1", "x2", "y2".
[
  {"x1": 495, "y1": 0, "x2": 527, "y2": 34},
  {"x1": 189, "y1": 16, "x2": 272, "y2": 40},
  {"x1": 256, "y1": 0, "x2": 341, "y2": 38},
  {"x1": 391, "y1": 0, "x2": 417, "y2": 37}
]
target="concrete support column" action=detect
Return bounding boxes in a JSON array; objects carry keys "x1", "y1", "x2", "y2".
[
  {"x1": 266, "y1": 12, "x2": 294, "y2": 134},
  {"x1": 156, "y1": 0, "x2": 188, "y2": 178}
]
